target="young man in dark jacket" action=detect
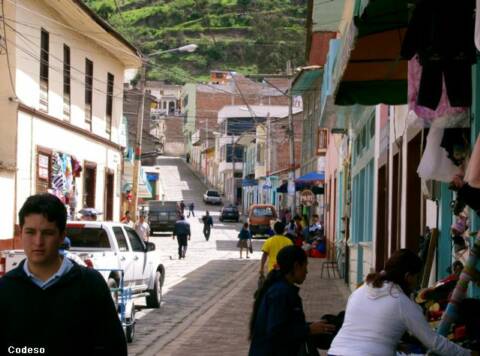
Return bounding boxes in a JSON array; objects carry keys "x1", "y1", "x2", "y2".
[{"x1": 0, "y1": 194, "x2": 127, "y2": 356}]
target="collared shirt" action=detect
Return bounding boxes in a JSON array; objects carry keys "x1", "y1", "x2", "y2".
[{"x1": 23, "y1": 257, "x2": 74, "y2": 290}]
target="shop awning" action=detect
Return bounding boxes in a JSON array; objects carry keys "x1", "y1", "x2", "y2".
[
  {"x1": 291, "y1": 66, "x2": 323, "y2": 96},
  {"x1": 276, "y1": 182, "x2": 324, "y2": 195},
  {"x1": 334, "y1": 0, "x2": 408, "y2": 106},
  {"x1": 296, "y1": 172, "x2": 325, "y2": 182}
]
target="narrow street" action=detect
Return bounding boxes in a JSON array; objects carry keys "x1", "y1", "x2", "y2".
[{"x1": 128, "y1": 157, "x2": 348, "y2": 356}]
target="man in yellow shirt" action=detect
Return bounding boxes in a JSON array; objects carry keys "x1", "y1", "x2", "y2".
[{"x1": 260, "y1": 221, "x2": 294, "y2": 276}]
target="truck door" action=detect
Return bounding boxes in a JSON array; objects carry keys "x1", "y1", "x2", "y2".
[
  {"x1": 112, "y1": 227, "x2": 135, "y2": 286},
  {"x1": 124, "y1": 227, "x2": 147, "y2": 286}
]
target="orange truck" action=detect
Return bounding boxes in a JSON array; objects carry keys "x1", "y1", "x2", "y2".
[{"x1": 248, "y1": 204, "x2": 277, "y2": 237}]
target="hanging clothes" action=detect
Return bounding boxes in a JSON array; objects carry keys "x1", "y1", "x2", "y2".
[
  {"x1": 408, "y1": 56, "x2": 468, "y2": 125},
  {"x1": 439, "y1": 128, "x2": 470, "y2": 166},
  {"x1": 417, "y1": 127, "x2": 462, "y2": 183},
  {"x1": 476, "y1": 0, "x2": 480, "y2": 51},
  {"x1": 401, "y1": 0, "x2": 476, "y2": 110},
  {"x1": 465, "y1": 135, "x2": 480, "y2": 188}
]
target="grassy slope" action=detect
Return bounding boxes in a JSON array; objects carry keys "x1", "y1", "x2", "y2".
[{"x1": 84, "y1": 0, "x2": 307, "y2": 83}]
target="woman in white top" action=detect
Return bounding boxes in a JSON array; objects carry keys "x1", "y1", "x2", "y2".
[{"x1": 328, "y1": 249, "x2": 474, "y2": 356}]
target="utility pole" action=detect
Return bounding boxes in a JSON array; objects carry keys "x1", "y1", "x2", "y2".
[
  {"x1": 204, "y1": 119, "x2": 208, "y2": 185},
  {"x1": 130, "y1": 64, "x2": 146, "y2": 222},
  {"x1": 287, "y1": 61, "x2": 296, "y2": 215},
  {"x1": 232, "y1": 120, "x2": 236, "y2": 205}
]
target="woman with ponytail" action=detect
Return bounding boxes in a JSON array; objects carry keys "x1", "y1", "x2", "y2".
[
  {"x1": 328, "y1": 249, "x2": 473, "y2": 356},
  {"x1": 249, "y1": 245, "x2": 335, "y2": 356}
]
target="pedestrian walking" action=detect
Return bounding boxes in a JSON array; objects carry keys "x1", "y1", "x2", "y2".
[
  {"x1": 238, "y1": 222, "x2": 252, "y2": 259},
  {"x1": 202, "y1": 210, "x2": 214, "y2": 241},
  {"x1": 249, "y1": 245, "x2": 336, "y2": 356},
  {"x1": 0, "y1": 194, "x2": 126, "y2": 355},
  {"x1": 179, "y1": 200, "x2": 185, "y2": 215},
  {"x1": 328, "y1": 249, "x2": 473, "y2": 356},
  {"x1": 187, "y1": 202, "x2": 195, "y2": 217},
  {"x1": 259, "y1": 222, "x2": 293, "y2": 277},
  {"x1": 173, "y1": 215, "x2": 191, "y2": 259},
  {"x1": 135, "y1": 214, "x2": 151, "y2": 242}
]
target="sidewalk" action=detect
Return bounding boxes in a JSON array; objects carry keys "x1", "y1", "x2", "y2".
[{"x1": 160, "y1": 258, "x2": 350, "y2": 356}]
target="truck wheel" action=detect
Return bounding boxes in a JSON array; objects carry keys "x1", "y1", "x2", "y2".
[
  {"x1": 126, "y1": 308, "x2": 135, "y2": 343},
  {"x1": 108, "y1": 278, "x2": 119, "y2": 312},
  {"x1": 146, "y1": 271, "x2": 162, "y2": 308}
]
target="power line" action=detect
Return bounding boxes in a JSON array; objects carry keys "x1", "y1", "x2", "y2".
[{"x1": 1, "y1": 0, "x2": 15, "y2": 97}]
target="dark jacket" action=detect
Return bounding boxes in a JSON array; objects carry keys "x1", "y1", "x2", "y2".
[
  {"x1": 238, "y1": 228, "x2": 252, "y2": 240},
  {"x1": 249, "y1": 279, "x2": 309, "y2": 356},
  {"x1": 174, "y1": 220, "x2": 191, "y2": 236},
  {"x1": 0, "y1": 261, "x2": 127, "y2": 356},
  {"x1": 202, "y1": 215, "x2": 213, "y2": 226}
]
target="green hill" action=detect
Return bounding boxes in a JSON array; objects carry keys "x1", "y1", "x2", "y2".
[{"x1": 84, "y1": 0, "x2": 307, "y2": 83}]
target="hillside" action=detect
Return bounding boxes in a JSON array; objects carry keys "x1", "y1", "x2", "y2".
[{"x1": 84, "y1": 0, "x2": 307, "y2": 83}]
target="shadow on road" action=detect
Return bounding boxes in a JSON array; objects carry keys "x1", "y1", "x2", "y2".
[
  {"x1": 215, "y1": 239, "x2": 266, "y2": 251},
  {"x1": 129, "y1": 259, "x2": 257, "y2": 355}
]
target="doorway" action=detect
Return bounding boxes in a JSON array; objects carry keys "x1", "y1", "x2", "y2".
[
  {"x1": 83, "y1": 162, "x2": 97, "y2": 208},
  {"x1": 105, "y1": 169, "x2": 114, "y2": 221},
  {"x1": 376, "y1": 164, "x2": 388, "y2": 270}
]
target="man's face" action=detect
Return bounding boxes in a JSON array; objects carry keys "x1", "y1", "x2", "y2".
[
  {"x1": 21, "y1": 214, "x2": 64, "y2": 266},
  {"x1": 312, "y1": 216, "x2": 318, "y2": 224},
  {"x1": 293, "y1": 261, "x2": 308, "y2": 284}
]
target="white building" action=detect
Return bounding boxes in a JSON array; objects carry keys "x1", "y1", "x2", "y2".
[{"x1": 0, "y1": 0, "x2": 141, "y2": 247}]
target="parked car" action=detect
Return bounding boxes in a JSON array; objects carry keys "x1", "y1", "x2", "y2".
[
  {"x1": 248, "y1": 204, "x2": 277, "y2": 237},
  {"x1": 203, "y1": 190, "x2": 222, "y2": 205},
  {"x1": 148, "y1": 200, "x2": 178, "y2": 233},
  {"x1": 220, "y1": 205, "x2": 240, "y2": 222}
]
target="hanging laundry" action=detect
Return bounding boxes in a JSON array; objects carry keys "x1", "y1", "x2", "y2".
[
  {"x1": 401, "y1": 0, "x2": 476, "y2": 110},
  {"x1": 465, "y1": 135, "x2": 480, "y2": 188},
  {"x1": 439, "y1": 128, "x2": 470, "y2": 166},
  {"x1": 408, "y1": 57, "x2": 468, "y2": 126},
  {"x1": 476, "y1": 0, "x2": 480, "y2": 51},
  {"x1": 417, "y1": 127, "x2": 462, "y2": 183}
]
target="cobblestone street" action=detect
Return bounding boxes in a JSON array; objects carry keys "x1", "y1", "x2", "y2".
[{"x1": 128, "y1": 157, "x2": 349, "y2": 356}]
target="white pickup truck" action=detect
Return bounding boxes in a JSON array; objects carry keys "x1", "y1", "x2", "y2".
[{"x1": 0, "y1": 221, "x2": 166, "y2": 309}]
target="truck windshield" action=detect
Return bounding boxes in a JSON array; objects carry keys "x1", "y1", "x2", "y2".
[
  {"x1": 66, "y1": 227, "x2": 111, "y2": 248},
  {"x1": 252, "y1": 208, "x2": 273, "y2": 217},
  {"x1": 207, "y1": 191, "x2": 220, "y2": 197}
]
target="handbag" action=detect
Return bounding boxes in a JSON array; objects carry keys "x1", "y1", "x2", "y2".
[{"x1": 249, "y1": 240, "x2": 253, "y2": 254}]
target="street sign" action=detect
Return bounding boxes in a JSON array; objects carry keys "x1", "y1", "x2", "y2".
[{"x1": 300, "y1": 189, "x2": 316, "y2": 206}]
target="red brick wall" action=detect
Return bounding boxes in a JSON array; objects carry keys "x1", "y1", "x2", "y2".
[
  {"x1": 309, "y1": 32, "x2": 337, "y2": 66},
  {"x1": 270, "y1": 112, "x2": 303, "y2": 174}
]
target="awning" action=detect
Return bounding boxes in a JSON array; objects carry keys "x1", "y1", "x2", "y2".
[
  {"x1": 296, "y1": 172, "x2": 325, "y2": 182},
  {"x1": 276, "y1": 182, "x2": 324, "y2": 195},
  {"x1": 291, "y1": 66, "x2": 323, "y2": 96},
  {"x1": 334, "y1": 0, "x2": 408, "y2": 106},
  {"x1": 242, "y1": 179, "x2": 258, "y2": 187}
]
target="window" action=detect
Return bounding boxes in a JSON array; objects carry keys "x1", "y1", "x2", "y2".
[
  {"x1": 106, "y1": 73, "x2": 114, "y2": 135},
  {"x1": 125, "y1": 227, "x2": 145, "y2": 252},
  {"x1": 85, "y1": 59, "x2": 93, "y2": 128},
  {"x1": 317, "y1": 128, "x2": 328, "y2": 152},
  {"x1": 66, "y1": 227, "x2": 111, "y2": 248},
  {"x1": 113, "y1": 227, "x2": 129, "y2": 252},
  {"x1": 226, "y1": 144, "x2": 244, "y2": 162},
  {"x1": 63, "y1": 45, "x2": 71, "y2": 120},
  {"x1": 252, "y1": 207, "x2": 274, "y2": 217},
  {"x1": 36, "y1": 148, "x2": 51, "y2": 193},
  {"x1": 256, "y1": 143, "x2": 265, "y2": 164},
  {"x1": 39, "y1": 29, "x2": 49, "y2": 112}
]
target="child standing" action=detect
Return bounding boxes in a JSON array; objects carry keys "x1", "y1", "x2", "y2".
[{"x1": 238, "y1": 222, "x2": 252, "y2": 259}]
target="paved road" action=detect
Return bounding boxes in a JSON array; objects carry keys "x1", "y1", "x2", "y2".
[
  {"x1": 128, "y1": 157, "x2": 349, "y2": 356},
  {"x1": 129, "y1": 157, "x2": 263, "y2": 355}
]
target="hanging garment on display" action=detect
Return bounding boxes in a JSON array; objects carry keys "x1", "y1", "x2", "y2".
[
  {"x1": 417, "y1": 127, "x2": 462, "y2": 183},
  {"x1": 408, "y1": 57, "x2": 468, "y2": 126},
  {"x1": 439, "y1": 128, "x2": 470, "y2": 166},
  {"x1": 476, "y1": 0, "x2": 480, "y2": 50},
  {"x1": 465, "y1": 135, "x2": 480, "y2": 188},
  {"x1": 401, "y1": 0, "x2": 476, "y2": 110}
]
